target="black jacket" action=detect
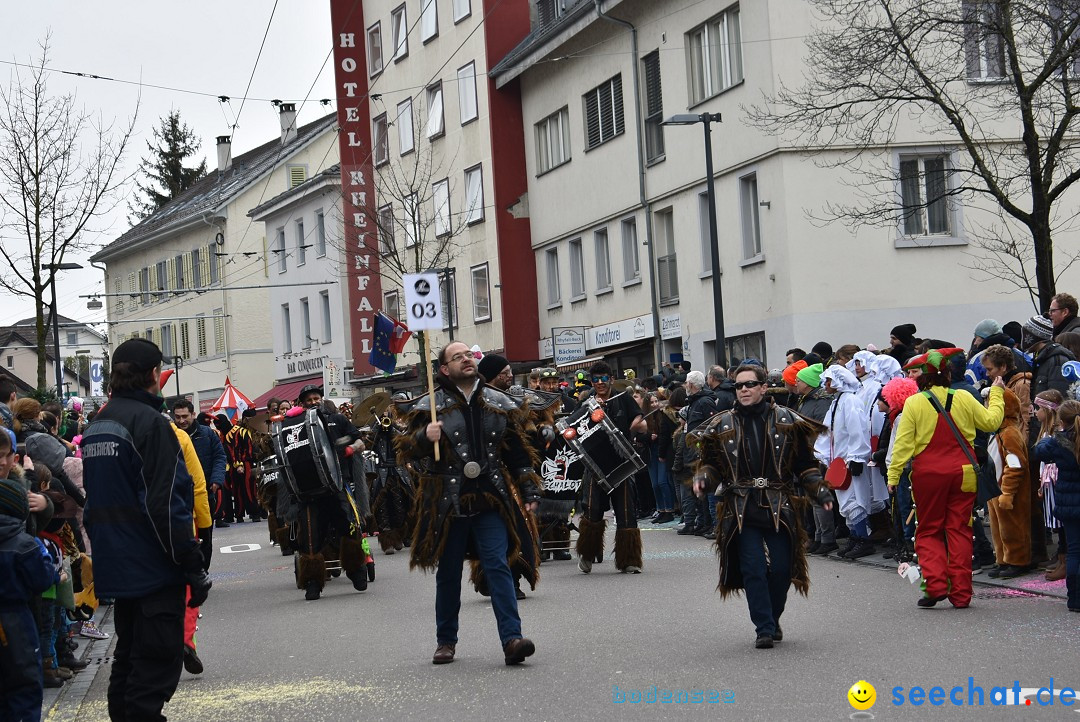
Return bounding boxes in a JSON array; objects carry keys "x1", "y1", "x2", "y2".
[
  {"x1": 710, "y1": 380, "x2": 736, "y2": 412},
  {"x1": 796, "y1": 387, "x2": 834, "y2": 424},
  {"x1": 686, "y1": 388, "x2": 718, "y2": 433}
]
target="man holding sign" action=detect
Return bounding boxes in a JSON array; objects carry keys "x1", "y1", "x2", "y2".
[{"x1": 396, "y1": 341, "x2": 542, "y2": 667}]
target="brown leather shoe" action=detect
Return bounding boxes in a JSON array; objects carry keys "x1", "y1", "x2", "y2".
[
  {"x1": 503, "y1": 637, "x2": 535, "y2": 666},
  {"x1": 432, "y1": 644, "x2": 456, "y2": 664}
]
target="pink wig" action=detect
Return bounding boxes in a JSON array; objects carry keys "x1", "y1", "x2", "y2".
[{"x1": 882, "y1": 377, "x2": 920, "y2": 419}]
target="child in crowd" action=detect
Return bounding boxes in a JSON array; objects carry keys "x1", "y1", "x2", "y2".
[
  {"x1": 1032, "y1": 399, "x2": 1080, "y2": 612},
  {"x1": 1033, "y1": 391, "x2": 1066, "y2": 581}
]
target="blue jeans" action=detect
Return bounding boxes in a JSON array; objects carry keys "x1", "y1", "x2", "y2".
[
  {"x1": 898, "y1": 472, "x2": 916, "y2": 540},
  {"x1": 648, "y1": 447, "x2": 675, "y2": 512},
  {"x1": 1063, "y1": 518, "x2": 1080, "y2": 578},
  {"x1": 435, "y1": 511, "x2": 522, "y2": 647},
  {"x1": 736, "y1": 524, "x2": 792, "y2": 637}
]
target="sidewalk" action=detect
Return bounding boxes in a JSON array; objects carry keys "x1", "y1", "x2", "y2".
[{"x1": 44, "y1": 605, "x2": 116, "y2": 722}]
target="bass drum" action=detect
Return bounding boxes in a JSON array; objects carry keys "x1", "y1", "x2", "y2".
[{"x1": 273, "y1": 408, "x2": 343, "y2": 501}]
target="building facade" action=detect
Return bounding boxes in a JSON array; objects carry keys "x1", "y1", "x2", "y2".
[{"x1": 493, "y1": 0, "x2": 1080, "y2": 373}]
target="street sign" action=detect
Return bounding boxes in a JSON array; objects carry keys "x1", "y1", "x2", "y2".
[
  {"x1": 402, "y1": 272, "x2": 444, "y2": 331},
  {"x1": 322, "y1": 357, "x2": 348, "y2": 398},
  {"x1": 89, "y1": 358, "x2": 104, "y2": 397}
]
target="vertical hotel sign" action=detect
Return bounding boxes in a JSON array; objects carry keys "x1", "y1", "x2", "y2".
[{"x1": 331, "y1": 0, "x2": 380, "y2": 376}]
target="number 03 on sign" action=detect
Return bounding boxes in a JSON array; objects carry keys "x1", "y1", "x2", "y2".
[{"x1": 402, "y1": 272, "x2": 445, "y2": 331}]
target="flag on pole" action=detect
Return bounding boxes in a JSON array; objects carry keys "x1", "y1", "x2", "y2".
[
  {"x1": 388, "y1": 314, "x2": 412, "y2": 354},
  {"x1": 369, "y1": 313, "x2": 398, "y2": 373}
]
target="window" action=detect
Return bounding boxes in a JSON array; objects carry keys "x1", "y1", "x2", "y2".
[
  {"x1": 962, "y1": 1, "x2": 1006, "y2": 80},
  {"x1": 426, "y1": 83, "x2": 445, "y2": 138},
  {"x1": 114, "y1": 278, "x2": 123, "y2": 315},
  {"x1": 655, "y1": 208, "x2": 678, "y2": 303},
  {"x1": 727, "y1": 332, "x2": 767, "y2": 368},
  {"x1": 569, "y1": 238, "x2": 585, "y2": 299},
  {"x1": 145, "y1": 328, "x2": 154, "y2": 344},
  {"x1": 642, "y1": 51, "x2": 665, "y2": 162},
  {"x1": 166, "y1": 257, "x2": 177, "y2": 294},
  {"x1": 535, "y1": 107, "x2": 571, "y2": 174},
  {"x1": 457, "y1": 62, "x2": 478, "y2": 124},
  {"x1": 378, "y1": 203, "x2": 395, "y2": 255},
  {"x1": 432, "y1": 178, "x2": 451, "y2": 237},
  {"x1": 621, "y1": 218, "x2": 640, "y2": 282},
  {"x1": 583, "y1": 75, "x2": 625, "y2": 150},
  {"x1": 384, "y1": 290, "x2": 401, "y2": 320},
  {"x1": 471, "y1": 264, "x2": 490, "y2": 322},
  {"x1": 213, "y1": 308, "x2": 224, "y2": 355},
  {"x1": 397, "y1": 99, "x2": 414, "y2": 155},
  {"x1": 740, "y1": 174, "x2": 762, "y2": 259},
  {"x1": 296, "y1": 219, "x2": 307, "y2": 266},
  {"x1": 281, "y1": 305, "x2": 292, "y2": 354},
  {"x1": 275, "y1": 227, "x2": 287, "y2": 273},
  {"x1": 537, "y1": 0, "x2": 569, "y2": 26},
  {"x1": 174, "y1": 254, "x2": 186, "y2": 291},
  {"x1": 453, "y1": 0, "x2": 471, "y2": 23},
  {"x1": 66, "y1": 330, "x2": 78, "y2": 347},
  {"x1": 391, "y1": 5, "x2": 408, "y2": 61},
  {"x1": 140, "y1": 267, "x2": 150, "y2": 304},
  {"x1": 320, "y1": 291, "x2": 332, "y2": 343},
  {"x1": 899, "y1": 155, "x2": 952, "y2": 236},
  {"x1": 180, "y1": 322, "x2": 190, "y2": 359},
  {"x1": 190, "y1": 249, "x2": 201, "y2": 288},
  {"x1": 156, "y1": 261, "x2": 167, "y2": 299},
  {"x1": 161, "y1": 324, "x2": 174, "y2": 359},
  {"x1": 367, "y1": 22, "x2": 384, "y2": 77},
  {"x1": 403, "y1": 193, "x2": 420, "y2": 247},
  {"x1": 1050, "y1": 1, "x2": 1080, "y2": 77},
  {"x1": 196, "y1": 315, "x2": 208, "y2": 357},
  {"x1": 373, "y1": 113, "x2": 389, "y2": 166},
  {"x1": 688, "y1": 6, "x2": 743, "y2": 104},
  {"x1": 301, "y1": 298, "x2": 311, "y2": 349},
  {"x1": 594, "y1": 229, "x2": 611, "y2": 291},
  {"x1": 208, "y1": 244, "x2": 220, "y2": 285},
  {"x1": 420, "y1": 0, "x2": 438, "y2": 42},
  {"x1": 699, "y1": 192, "x2": 714, "y2": 273},
  {"x1": 128, "y1": 271, "x2": 136, "y2": 305},
  {"x1": 545, "y1": 248, "x2": 561, "y2": 305},
  {"x1": 5, "y1": 356, "x2": 10, "y2": 368},
  {"x1": 315, "y1": 211, "x2": 326, "y2": 257},
  {"x1": 439, "y1": 270, "x2": 458, "y2": 332},
  {"x1": 463, "y1": 164, "x2": 484, "y2": 224}
]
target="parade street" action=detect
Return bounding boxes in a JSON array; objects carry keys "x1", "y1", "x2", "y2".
[{"x1": 53, "y1": 522, "x2": 1077, "y2": 721}]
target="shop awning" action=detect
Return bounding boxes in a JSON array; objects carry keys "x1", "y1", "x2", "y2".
[
  {"x1": 555, "y1": 354, "x2": 604, "y2": 373},
  {"x1": 249, "y1": 374, "x2": 322, "y2": 411}
]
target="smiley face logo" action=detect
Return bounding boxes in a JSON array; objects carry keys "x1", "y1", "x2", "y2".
[{"x1": 847, "y1": 680, "x2": 876, "y2": 711}]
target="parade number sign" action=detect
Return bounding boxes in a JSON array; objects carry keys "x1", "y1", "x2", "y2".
[{"x1": 403, "y1": 272, "x2": 444, "y2": 331}]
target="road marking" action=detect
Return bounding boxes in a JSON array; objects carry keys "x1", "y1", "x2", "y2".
[{"x1": 219, "y1": 543, "x2": 262, "y2": 554}]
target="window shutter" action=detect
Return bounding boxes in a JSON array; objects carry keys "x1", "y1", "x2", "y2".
[
  {"x1": 612, "y1": 76, "x2": 625, "y2": 136},
  {"x1": 289, "y1": 166, "x2": 306, "y2": 188},
  {"x1": 167, "y1": 258, "x2": 177, "y2": 293},
  {"x1": 184, "y1": 253, "x2": 194, "y2": 290},
  {"x1": 585, "y1": 90, "x2": 600, "y2": 148},
  {"x1": 201, "y1": 247, "x2": 212, "y2": 286},
  {"x1": 644, "y1": 54, "x2": 662, "y2": 117}
]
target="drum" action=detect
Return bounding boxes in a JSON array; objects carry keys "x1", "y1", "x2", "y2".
[
  {"x1": 257, "y1": 455, "x2": 284, "y2": 496},
  {"x1": 273, "y1": 408, "x2": 343, "y2": 501},
  {"x1": 555, "y1": 396, "x2": 645, "y2": 493}
]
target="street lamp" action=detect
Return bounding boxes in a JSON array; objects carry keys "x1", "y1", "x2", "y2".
[
  {"x1": 662, "y1": 113, "x2": 726, "y2": 368},
  {"x1": 42, "y1": 262, "x2": 83, "y2": 395}
]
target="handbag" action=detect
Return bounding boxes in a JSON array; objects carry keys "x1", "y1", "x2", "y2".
[
  {"x1": 825, "y1": 402, "x2": 852, "y2": 490},
  {"x1": 923, "y1": 391, "x2": 1002, "y2": 505}
]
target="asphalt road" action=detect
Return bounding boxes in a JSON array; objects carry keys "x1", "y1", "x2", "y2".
[{"x1": 63, "y1": 520, "x2": 1079, "y2": 721}]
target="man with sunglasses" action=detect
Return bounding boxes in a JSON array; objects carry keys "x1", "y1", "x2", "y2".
[
  {"x1": 575, "y1": 361, "x2": 648, "y2": 575},
  {"x1": 691, "y1": 364, "x2": 833, "y2": 649}
]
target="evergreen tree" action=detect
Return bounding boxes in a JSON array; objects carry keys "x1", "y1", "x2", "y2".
[{"x1": 129, "y1": 110, "x2": 206, "y2": 220}]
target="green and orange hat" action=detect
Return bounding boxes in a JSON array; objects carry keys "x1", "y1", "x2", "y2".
[{"x1": 901, "y1": 347, "x2": 965, "y2": 373}]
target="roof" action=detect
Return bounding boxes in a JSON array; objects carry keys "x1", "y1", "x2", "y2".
[
  {"x1": 12, "y1": 315, "x2": 106, "y2": 343},
  {"x1": 91, "y1": 113, "x2": 338, "y2": 263},
  {"x1": 248, "y1": 164, "x2": 341, "y2": 220},
  {"x1": 0, "y1": 329, "x2": 92, "y2": 388},
  {"x1": 489, "y1": 0, "x2": 598, "y2": 85}
]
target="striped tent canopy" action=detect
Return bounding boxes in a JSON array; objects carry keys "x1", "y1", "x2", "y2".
[{"x1": 209, "y1": 377, "x2": 254, "y2": 420}]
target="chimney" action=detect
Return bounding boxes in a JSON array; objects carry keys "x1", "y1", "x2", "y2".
[
  {"x1": 216, "y1": 136, "x2": 232, "y2": 172},
  {"x1": 279, "y1": 103, "x2": 298, "y2": 144}
]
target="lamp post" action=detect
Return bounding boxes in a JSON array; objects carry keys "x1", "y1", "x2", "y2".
[
  {"x1": 661, "y1": 113, "x2": 725, "y2": 368},
  {"x1": 42, "y1": 262, "x2": 84, "y2": 395}
]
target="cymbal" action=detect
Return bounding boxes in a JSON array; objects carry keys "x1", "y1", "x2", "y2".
[{"x1": 354, "y1": 391, "x2": 391, "y2": 427}]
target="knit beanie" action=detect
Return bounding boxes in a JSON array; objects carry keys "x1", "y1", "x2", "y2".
[
  {"x1": 811, "y1": 341, "x2": 833, "y2": 359},
  {"x1": 973, "y1": 319, "x2": 1002, "y2": 340},
  {"x1": 796, "y1": 363, "x2": 824, "y2": 388},
  {"x1": 890, "y1": 324, "x2": 917, "y2": 346},
  {"x1": 477, "y1": 354, "x2": 509, "y2": 382},
  {"x1": 0, "y1": 478, "x2": 28, "y2": 521},
  {"x1": 782, "y1": 360, "x2": 808, "y2": 386},
  {"x1": 1022, "y1": 315, "x2": 1054, "y2": 347}
]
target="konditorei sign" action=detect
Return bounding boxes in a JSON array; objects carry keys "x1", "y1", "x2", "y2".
[{"x1": 586, "y1": 314, "x2": 654, "y2": 352}]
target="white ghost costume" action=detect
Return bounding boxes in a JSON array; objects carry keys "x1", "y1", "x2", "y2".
[{"x1": 814, "y1": 365, "x2": 873, "y2": 528}]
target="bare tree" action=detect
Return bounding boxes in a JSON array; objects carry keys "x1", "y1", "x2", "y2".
[
  {"x1": 747, "y1": 0, "x2": 1080, "y2": 309},
  {"x1": 0, "y1": 37, "x2": 137, "y2": 388}
]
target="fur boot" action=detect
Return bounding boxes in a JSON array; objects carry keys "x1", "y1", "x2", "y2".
[
  {"x1": 614, "y1": 527, "x2": 644, "y2": 572},
  {"x1": 340, "y1": 536, "x2": 368, "y2": 591},
  {"x1": 296, "y1": 553, "x2": 326, "y2": 592},
  {"x1": 378, "y1": 528, "x2": 402, "y2": 554},
  {"x1": 274, "y1": 526, "x2": 294, "y2": 555},
  {"x1": 575, "y1": 516, "x2": 606, "y2": 563}
]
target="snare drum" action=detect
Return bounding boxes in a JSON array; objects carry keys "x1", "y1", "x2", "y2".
[
  {"x1": 555, "y1": 396, "x2": 645, "y2": 493},
  {"x1": 257, "y1": 456, "x2": 284, "y2": 495},
  {"x1": 273, "y1": 408, "x2": 343, "y2": 501}
]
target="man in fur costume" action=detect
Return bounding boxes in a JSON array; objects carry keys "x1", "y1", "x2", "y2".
[
  {"x1": 691, "y1": 364, "x2": 832, "y2": 649},
  {"x1": 368, "y1": 411, "x2": 414, "y2": 555},
  {"x1": 575, "y1": 361, "x2": 648, "y2": 574},
  {"x1": 291, "y1": 385, "x2": 369, "y2": 601},
  {"x1": 396, "y1": 341, "x2": 541, "y2": 666},
  {"x1": 986, "y1": 388, "x2": 1032, "y2": 577}
]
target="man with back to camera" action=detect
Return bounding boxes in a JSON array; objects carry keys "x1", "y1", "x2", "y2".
[{"x1": 81, "y1": 338, "x2": 210, "y2": 721}]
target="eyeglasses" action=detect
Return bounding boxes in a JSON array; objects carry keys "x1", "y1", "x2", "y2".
[
  {"x1": 1047, "y1": 307, "x2": 1064, "y2": 315},
  {"x1": 447, "y1": 353, "x2": 471, "y2": 363},
  {"x1": 734, "y1": 380, "x2": 764, "y2": 390},
  {"x1": 592, "y1": 375, "x2": 611, "y2": 383},
  {"x1": 539, "y1": 370, "x2": 559, "y2": 379}
]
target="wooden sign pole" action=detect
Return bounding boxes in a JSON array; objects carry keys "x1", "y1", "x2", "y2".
[{"x1": 422, "y1": 330, "x2": 440, "y2": 461}]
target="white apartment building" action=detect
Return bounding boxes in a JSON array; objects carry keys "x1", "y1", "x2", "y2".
[
  {"x1": 91, "y1": 108, "x2": 339, "y2": 409},
  {"x1": 354, "y1": 0, "x2": 540, "y2": 366},
  {"x1": 248, "y1": 165, "x2": 354, "y2": 404},
  {"x1": 492, "y1": 0, "x2": 1080, "y2": 373}
]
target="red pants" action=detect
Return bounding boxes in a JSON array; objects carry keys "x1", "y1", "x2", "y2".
[
  {"x1": 184, "y1": 587, "x2": 198, "y2": 648},
  {"x1": 911, "y1": 470, "x2": 975, "y2": 607}
]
